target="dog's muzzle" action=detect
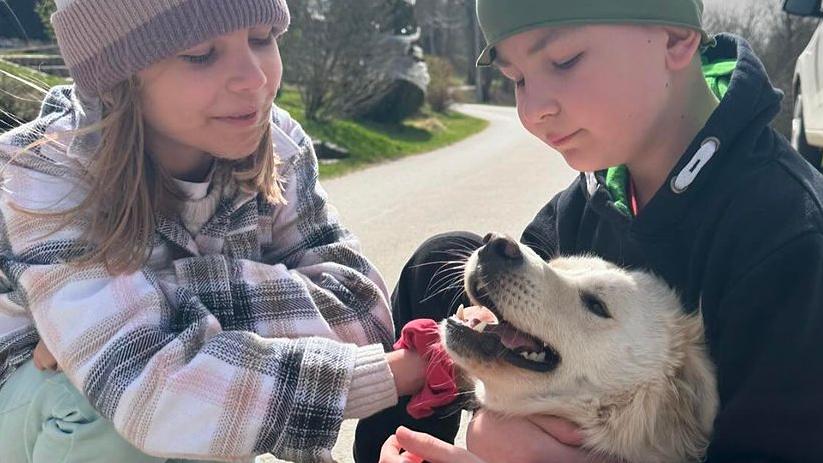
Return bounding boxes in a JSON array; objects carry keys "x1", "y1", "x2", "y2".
[{"x1": 446, "y1": 233, "x2": 561, "y2": 373}]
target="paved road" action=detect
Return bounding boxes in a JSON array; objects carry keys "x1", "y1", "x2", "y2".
[
  {"x1": 262, "y1": 104, "x2": 577, "y2": 463},
  {"x1": 324, "y1": 104, "x2": 577, "y2": 287}
]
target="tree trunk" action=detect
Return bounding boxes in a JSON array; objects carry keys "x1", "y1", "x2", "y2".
[{"x1": 465, "y1": 0, "x2": 478, "y2": 85}]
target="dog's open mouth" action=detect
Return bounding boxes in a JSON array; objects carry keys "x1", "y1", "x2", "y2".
[{"x1": 446, "y1": 303, "x2": 560, "y2": 373}]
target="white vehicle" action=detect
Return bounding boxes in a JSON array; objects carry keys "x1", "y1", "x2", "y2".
[{"x1": 784, "y1": 0, "x2": 823, "y2": 171}]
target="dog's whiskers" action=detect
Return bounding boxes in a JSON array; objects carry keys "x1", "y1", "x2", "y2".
[
  {"x1": 421, "y1": 261, "x2": 468, "y2": 303},
  {"x1": 424, "y1": 273, "x2": 463, "y2": 300},
  {"x1": 444, "y1": 236, "x2": 484, "y2": 252},
  {"x1": 446, "y1": 289, "x2": 467, "y2": 314},
  {"x1": 421, "y1": 276, "x2": 466, "y2": 304},
  {"x1": 424, "y1": 266, "x2": 465, "y2": 294},
  {"x1": 409, "y1": 258, "x2": 467, "y2": 271},
  {"x1": 408, "y1": 249, "x2": 471, "y2": 272}
]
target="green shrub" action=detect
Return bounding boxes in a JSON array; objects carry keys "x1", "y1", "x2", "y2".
[
  {"x1": 425, "y1": 56, "x2": 454, "y2": 113},
  {"x1": 35, "y1": 0, "x2": 57, "y2": 39}
]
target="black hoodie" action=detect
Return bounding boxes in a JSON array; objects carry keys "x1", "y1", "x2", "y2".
[{"x1": 521, "y1": 34, "x2": 823, "y2": 462}]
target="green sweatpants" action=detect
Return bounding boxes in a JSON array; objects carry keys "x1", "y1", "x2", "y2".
[{"x1": 0, "y1": 360, "x2": 247, "y2": 463}]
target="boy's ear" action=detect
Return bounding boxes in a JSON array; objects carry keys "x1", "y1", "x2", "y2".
[{"x1": 661, "y1": 26, "x2": 702, "y2": 71}]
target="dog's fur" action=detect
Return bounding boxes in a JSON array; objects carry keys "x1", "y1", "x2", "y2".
[{"x1": 443, "y1": 236, "x2": 718, "y2": 462}]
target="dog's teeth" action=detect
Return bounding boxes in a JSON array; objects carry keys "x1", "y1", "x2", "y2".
[
  {"x1": 475, "y1": 321, "x2": 488, "y2": 333},
  {"x1": 456, "y1": 305, "x2": 465, "y2": 321},
  {"x1": 518, "y1": 351, "x2": 549, "y2": 362}
]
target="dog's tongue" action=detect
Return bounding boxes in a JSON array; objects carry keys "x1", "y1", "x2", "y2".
[
  {"x1": 486, "y1": 323, "x2": 543, "y2": 352},
  {"x1": 460, "y1": 306, "x2": 544, "y2": 352}
]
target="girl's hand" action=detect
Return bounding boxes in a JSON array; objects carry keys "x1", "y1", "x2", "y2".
[
  {"x1": 386, "y1": 348, "x2": 426, "y2": 397},
  {"x1": 467, "y1": 410, "x2": 610, "y2": 463},
  {"x1": 380, "y1": 426, "x2": 486, "y2": 463},
  {"x1": 392, "y1": 318, "x2": 460, "y2": 418},
  {"x1": 33, "y1": 340, "x2": 60, "y2": 371}
]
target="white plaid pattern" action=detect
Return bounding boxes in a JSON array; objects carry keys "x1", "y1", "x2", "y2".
[{"x1": 0, "y1": 86, "x2": 393, "y2": 462}]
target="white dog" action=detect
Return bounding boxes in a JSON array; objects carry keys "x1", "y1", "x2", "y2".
[{"x1": 442, "y1": 233, "x2": 718, "y2": 463}]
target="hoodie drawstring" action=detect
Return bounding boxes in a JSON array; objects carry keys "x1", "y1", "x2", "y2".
[{"x1": 671, "y1": 137, "x2": 720, "y2": 193}]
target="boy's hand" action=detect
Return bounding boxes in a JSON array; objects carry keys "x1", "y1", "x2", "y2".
[
  {"x1": 380, "y1": 426, "x2": 486, "y2": 463},
  {"x1": 467, "y1": 410, "x2": 619, "y2": 463},
  {"x1": 33, "y1": 340, "x2": 60, "y2": 371}
]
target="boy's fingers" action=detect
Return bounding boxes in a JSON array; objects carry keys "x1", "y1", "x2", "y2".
[
  {"x1": 394, "y1": 426, "x2": 480, "y2": 463},
  {"x1": 379, "y1": 434, "x2": 423, "y2": 463},
  {"x1": 402, "y1": 453, "x2": 425, "y2": 463},
  {"x1": 379, "y1": 434, "x2": 402, "y2": 462}
]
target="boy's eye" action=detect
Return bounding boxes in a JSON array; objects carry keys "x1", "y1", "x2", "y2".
[
  {"x1": 181, "y1": 48, "x2": 215, "y2": 65},
  {"x1": 553, "y1": 52, "x2": 583, "y2": 70}
]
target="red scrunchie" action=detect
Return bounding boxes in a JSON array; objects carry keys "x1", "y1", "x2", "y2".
[{"x1": 394, "y1": 318, "x2": 459, "y2": 419}]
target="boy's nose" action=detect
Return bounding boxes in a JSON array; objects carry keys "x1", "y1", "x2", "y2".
[{"x1": 520, "y1": 92, "x2": 560, "y2": 125}]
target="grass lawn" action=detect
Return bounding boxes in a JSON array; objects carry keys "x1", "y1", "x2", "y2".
[
  {"x1": 0, "y1": 58, "x2": 71, "y2": 129},
  {"x1": 0, "y1": 58, "x2": 68, "y2": 89},
  {"x1": 276, "y1": 88, "x2": 489, "y2": 177}
]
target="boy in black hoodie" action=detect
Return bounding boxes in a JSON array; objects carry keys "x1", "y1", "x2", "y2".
[{"x1": 365, "y1": 1, "x2": 823, "y2": 462}]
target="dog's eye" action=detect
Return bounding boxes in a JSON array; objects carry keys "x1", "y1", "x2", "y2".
[{"x1": 581, "y1": 293, "x2": 611, "y2": 319}]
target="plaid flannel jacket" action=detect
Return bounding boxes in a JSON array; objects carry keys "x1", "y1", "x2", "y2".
[{"x1": 0, "y1": 86, "x2": 394, "y2": 462}]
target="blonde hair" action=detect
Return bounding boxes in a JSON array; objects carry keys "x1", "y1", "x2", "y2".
[{"x1": 17, "y1": 77, "x2": 285, "y2": 275}]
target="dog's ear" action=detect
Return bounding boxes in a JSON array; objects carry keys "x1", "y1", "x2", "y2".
[
  {"x1": 654, "y1": 312, "x2": 718, "y2": 461},
  {"x1": 676, "y1": 312, "x2": 718, "y2": 434},
  {"x1": 593, "y1": 313, "x2": 718, "y2": 462}
]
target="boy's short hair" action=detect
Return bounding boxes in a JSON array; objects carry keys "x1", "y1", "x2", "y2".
[{"x1": 476, "y1": 0, "x2": 712, "y2": 66}]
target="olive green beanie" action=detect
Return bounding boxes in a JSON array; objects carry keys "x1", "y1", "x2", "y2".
[{"x1": 476, "y1": 0, "x2": 711, "y2": 66}]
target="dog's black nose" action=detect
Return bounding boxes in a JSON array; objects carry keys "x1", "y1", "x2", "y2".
[{"x1": 483, "y1": 232, "x2": 522, "y2": 261}]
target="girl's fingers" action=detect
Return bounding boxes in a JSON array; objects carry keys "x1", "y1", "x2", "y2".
[{"x1": 33, "y1": 342, "x2": 61, "y2": 371}]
